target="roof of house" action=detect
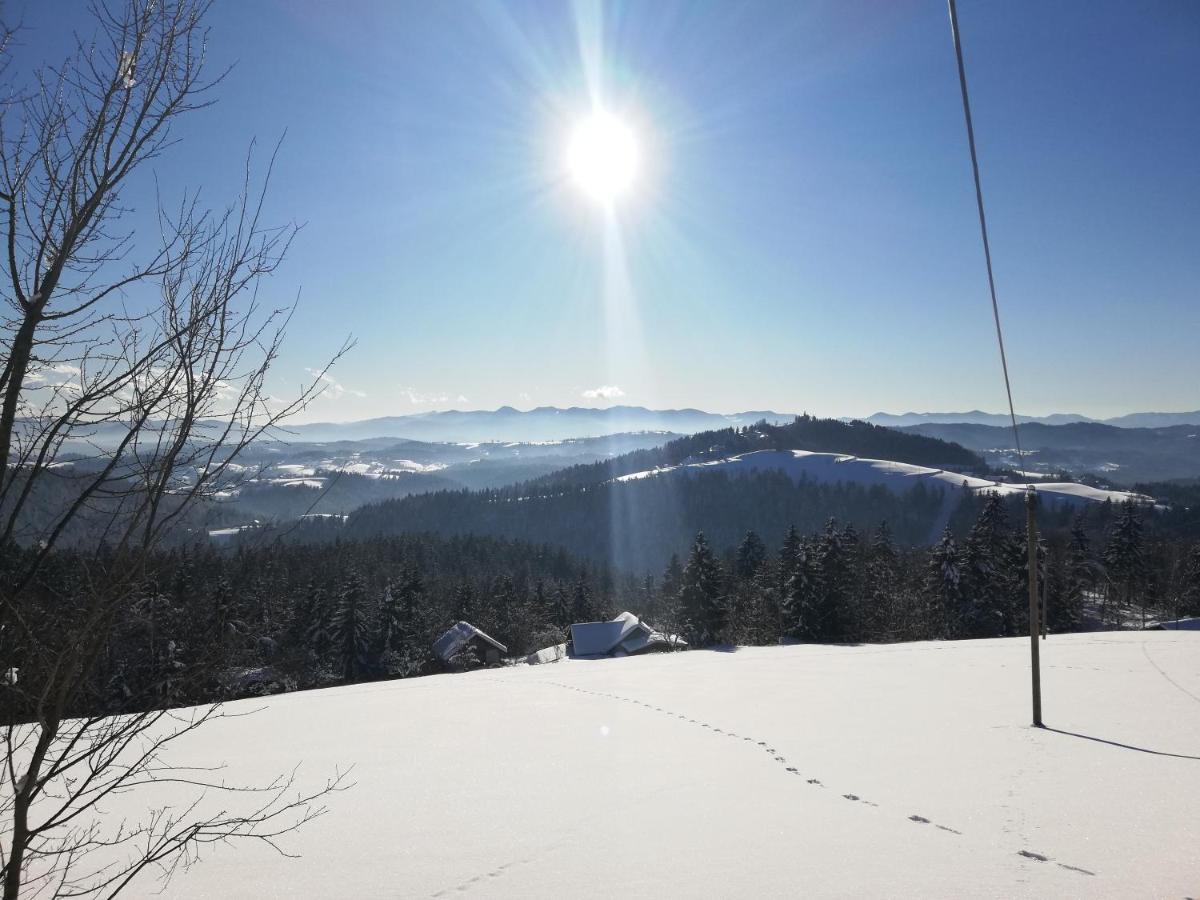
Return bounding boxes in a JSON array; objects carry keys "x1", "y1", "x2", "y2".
[
  {"x1": 570, "y1": 612, "x2": 685, "y2": 658},
  {"x1": 432, "y1": 621, "x2": 508, "y2": 662},
  {"x1": 1149, "y1": 617, "x2": 1200, "y2": 631}
]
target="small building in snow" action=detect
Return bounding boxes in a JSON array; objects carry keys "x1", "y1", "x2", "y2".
[
  {"x1": 569, "y1": 611, "x2": 685, "y2": 659},
  {"x1": 433, "y1": 621, "x2": 508, "y2": 668},
  {"x1": 1148, "y1": 617, "x2": 1200, "y2": 631},
  {"x1": 525, "y1": 643, "x2": 568, "y2": 666}
]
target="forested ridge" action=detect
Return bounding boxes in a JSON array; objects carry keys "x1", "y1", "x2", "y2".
[
  {"x1": 336, "y1": 416, "x2": 986, "y2": 571},
  {"x1": 531, "y1": 415, "x2": 985, "y2": 489}
]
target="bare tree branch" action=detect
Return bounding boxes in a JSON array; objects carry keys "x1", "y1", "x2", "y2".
[{"x1": 0, "y1": 3, "x2": 350, "y2": 896}]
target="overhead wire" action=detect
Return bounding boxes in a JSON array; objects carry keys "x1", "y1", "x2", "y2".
[{"x1": 946, "y1": 0, "x2": 1028, "y2": 479}]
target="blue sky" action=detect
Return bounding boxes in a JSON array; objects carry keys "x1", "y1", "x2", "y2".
[{"x1": 14, "y1": 1, "x2": 1199, "y2": 421}]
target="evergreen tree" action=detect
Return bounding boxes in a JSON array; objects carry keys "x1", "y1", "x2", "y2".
[
  {"x1": 925, "y1": 528, "x2": 962, "y2": 639},
  {"x1": 489, "y1": 574, "x2": 519, "y2": 640},
  {"x1": 1103, "y1": 500, "x2": 1146, "y2": 626},
  {"x1": 735, "y1": 531, "x2": 767, "y2": 581},
  {"x1": 780, "y1": 526, "x2": 816, "y2": 640},
  {"x1": 452, "y1": 581, "x2": 478, "y2": 623},
  {"x1": 550, "y1": 585, "x2": 571, "y2": 627},
  {"x1": 532, "y1": 579, "x2": 549, "y2": 622},
  {"x1": 301, "y1": 582, "x2": 333, "y2": 661},
  {"x1": 1003, "y1": 525, "x2": 1032, "y2": 638},
  {"x1": 864, "y1": 522, "x2": 899, "y2": 638},
  {"x1": 374, "y1": 581, "x2": 403, "y2": 659},
  {"x1": 812, "y1": 520, "x2": 857, "y2": 641},
  {"x1": 374, "y1": 566, "x2": 432, "y2": 672},
  {"x1": 571, "y1": 574, "x2": 596, "y2": 624},
  {"x1": 961, "y1": 494, "x2": 1014, "y2": 637},
  {"x1": 680, "y1": 532, "x2": 726, "y2": 646},
  {"x1": 1055, "y1": 516, "x2": 1092, "y2": 630},
  {"x1": 208, "y1": 574, "x2": 241, "y2": 657},
  {"x1": 661, "y1": 555, "x2": 683, "y2": 603},
  {"x1": 746, "y1": 555, "x2": 781, "y2": 645},
  {"x1": 1042, "y1": 546, "x2": 1070, "y2": 634},
  {"x1": 331, "y1": 572, "x2": 371, "y2": 681}
]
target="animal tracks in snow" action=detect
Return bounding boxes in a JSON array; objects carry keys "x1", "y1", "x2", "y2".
[
  {"x1": 544, "y1": 681, "x2": 901, "y2": 818},
  {"x1": 536, "y1": 678, "x2": 1097, "y2": 880},
  {"x1": 430, "y1": 857, "x2": 535, "y2": 897},
  {"x1": 1018, "y1": 849, "x2": 1096, "y2": 877}
]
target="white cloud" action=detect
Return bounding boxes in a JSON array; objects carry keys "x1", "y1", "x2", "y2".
[
  {"x1": 582, "y1": 385, "x2": 625, "y2": 401},
  {"x1": 400, "y1": 387, "x2": 466, "y2": 407},
  {"x1": 24, "y1": 363, "x2": 82, "y2": 387},
  {"x1": 306, "y1": 368, "x2": 367, "y2": 400}
]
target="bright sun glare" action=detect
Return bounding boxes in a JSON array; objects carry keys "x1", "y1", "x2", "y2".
[{"x1": 566, "y1": 111, "x2": 639, "y2": 205}]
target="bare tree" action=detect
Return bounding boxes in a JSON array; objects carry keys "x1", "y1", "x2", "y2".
[{"x1": 0, "y1": 2, "x2": 349, "y2": 896}]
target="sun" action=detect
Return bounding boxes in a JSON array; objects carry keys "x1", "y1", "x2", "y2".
[{"x1": 566, "y1": 111, "x2": 639, "y2": 205}]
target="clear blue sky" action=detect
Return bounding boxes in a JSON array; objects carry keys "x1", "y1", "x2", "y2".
[{"x1": 14, "y1": 1, "x2": 1200, "y2": 421}]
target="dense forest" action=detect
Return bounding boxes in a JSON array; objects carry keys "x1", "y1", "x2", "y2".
[
  {"x1": 341, "y1": 470, "x2": 956, "y2": 572},
  {"x1": 5, "y1": 494, "x2": 1196, "y2": 723}
]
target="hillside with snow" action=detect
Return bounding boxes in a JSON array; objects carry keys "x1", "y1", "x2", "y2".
[
  {"x1": 90, "y1": 632, "x2": 1197, "y2": 898},
  {"x1": 616, "y1": 449, "x2": 1153, "y2": 508}
]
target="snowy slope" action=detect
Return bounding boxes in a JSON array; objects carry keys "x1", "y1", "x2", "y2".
[
  {"x1": 84, "y1": 632, "x2": 1197, "y2": 898},
  {"x1": 616, "y1": 449, "x2": 1153, "y2": 508}
]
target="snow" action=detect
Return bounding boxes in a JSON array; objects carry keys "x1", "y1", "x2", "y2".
[
  {"x1": 276, "y1": 478, "x2": 324, "y2": 489},
  {"x1": 525, "y1": 642, "x2": 568, "y2": 665},
  {"x1": 616, "y1": 450, "x2": 1153, "y2": 507},
  {"x1": 570, "y1": 612, "x2": 685, "y2": 657},
  {"x1": 1149, "y1": 617, "x2": 1200, "y2": 631},
  {"x1": 274, "y1": 463, "x2": 316, "y2": 476},
  {"x1": 207, "y1": 522, "x2": 263, "y2": 539},
  {"x1": 73, "y1": 632, "x2": 1199, "y2": 898},
  {"x1": 388, "y1": 459, "x2": 448, "y2": 473},
  {"x1": 431, "y1": 621, "x2": 508, "y2": 662}
]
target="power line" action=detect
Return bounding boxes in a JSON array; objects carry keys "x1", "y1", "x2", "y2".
[{"x1": 945, "y1": 0, "x2": 1025, "y2": 470}]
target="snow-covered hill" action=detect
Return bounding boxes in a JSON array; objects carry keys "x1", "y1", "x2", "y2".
[
  {"x1": 616, "y1": 449, "x2": 1153, "y2": 508},
  {"x1": 94, "y1": 633, "x2": 1197, "y2": 897}
]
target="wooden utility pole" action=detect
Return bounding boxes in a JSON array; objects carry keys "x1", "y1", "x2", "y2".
[{"x1": 1026, "y1": 490, "x2": 1044, "y2": 727}]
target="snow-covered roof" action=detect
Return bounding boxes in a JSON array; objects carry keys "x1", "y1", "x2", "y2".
[
  {"x1": 570, "y1": 612, "x2": 686, "y2": 658},
  {"x1": 432, "y1": 621, "x2": 508, "y2": 662},
  {"x1": 570, "y1": 612, "x2": 643, "y2": 657},
  {"x1": 1148, "y1": 617, "x2": 1200, "y2": 631}
]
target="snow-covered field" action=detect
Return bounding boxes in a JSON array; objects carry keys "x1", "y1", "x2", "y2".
[
  {"x1": 102, "y1": 633, "x2": 1197, "y2": 898},
  {"x1": 617, "y1": 449, "x2": 1154, "y2": 508}
]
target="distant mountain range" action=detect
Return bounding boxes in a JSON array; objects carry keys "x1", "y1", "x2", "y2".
[
  {"x1": 284, "y1": 406, "x2": 1200, "y2": 444},
  {"x1": 865, "y1": 410, "x2": 1200, "y2": 429},
  {"x1": 40, "y1": 405, "x2": 1200, "y2": 449},
  {"x1": 286, "y1": 406, "x2": 794, "y2": 443}
]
